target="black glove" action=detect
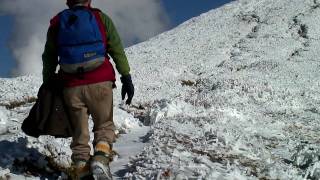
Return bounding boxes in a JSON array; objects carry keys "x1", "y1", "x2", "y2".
[
  {"x1": 46, "y1": 74, "x2": 64, "y2": 94},
  {"x1": 121, "y1": 74, "x2": 134, "y2": 105}
]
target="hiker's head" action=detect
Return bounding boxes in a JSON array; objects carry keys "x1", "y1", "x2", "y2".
[{"x1": 66, "y1": 0, "x2": 91, "y2": 8}]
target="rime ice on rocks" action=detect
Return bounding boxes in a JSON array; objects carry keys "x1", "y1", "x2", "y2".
[{"x1": 0, "y1": 0, "x2": 320, "y2": 179}]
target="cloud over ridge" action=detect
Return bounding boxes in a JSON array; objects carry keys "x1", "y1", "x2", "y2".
[{"x1": 0, "y1": 0, "x2": 170, "y2": 76}]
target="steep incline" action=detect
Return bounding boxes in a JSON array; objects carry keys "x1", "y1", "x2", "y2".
[
  {"x1": 124, "y1": 0, "x2": 320, "y2": 179},
  {"x1": 127, "y1": 0, "x2": 320, "y2": 104}
]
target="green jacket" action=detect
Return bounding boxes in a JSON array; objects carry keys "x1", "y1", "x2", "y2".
[{"x1": 42, "y1": 8, "x2": 130, "y2": 83}]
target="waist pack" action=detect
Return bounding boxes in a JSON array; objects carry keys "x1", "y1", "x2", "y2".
[{"x1": 58, "y1": 7, "x2": 105, "y2": 73}]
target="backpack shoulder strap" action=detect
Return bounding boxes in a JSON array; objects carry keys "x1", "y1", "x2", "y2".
[
  {"x1": 50, "y1": 14, "x2": 60, "y2": 28},
  {"x1": 90, "y1": 8, "x2": 107, "y2": 49}
]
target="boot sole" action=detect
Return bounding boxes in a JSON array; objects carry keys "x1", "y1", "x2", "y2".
[{"x1": 91, "y1": 161, "x2": 113, "y2": 180}]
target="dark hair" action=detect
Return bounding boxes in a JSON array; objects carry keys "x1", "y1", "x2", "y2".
[{"x1": 67, "y1": 0, "x2": 89, "y2": 7}]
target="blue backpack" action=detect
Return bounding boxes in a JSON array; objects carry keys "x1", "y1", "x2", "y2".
[{"x1": 58, "y1": 7, "x2": 105, "y2": 73}]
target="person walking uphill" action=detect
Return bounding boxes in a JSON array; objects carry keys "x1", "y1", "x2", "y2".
[{"x1": 42, "y1": 0, "x2": 134, "y2": 179}]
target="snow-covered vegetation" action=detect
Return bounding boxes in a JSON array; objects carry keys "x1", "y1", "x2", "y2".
[{"x1": 0, "y1": 0, "x2": 320, "y2": 179}]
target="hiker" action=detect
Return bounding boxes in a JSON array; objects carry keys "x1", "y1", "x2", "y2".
[{"x1": 42, "y1": 0, "x2": 134, "y2": 179}]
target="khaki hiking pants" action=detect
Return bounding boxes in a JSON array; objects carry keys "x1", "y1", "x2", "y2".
[{"x1": 63, "y1": 81, "x2": 115, "y2": 161}]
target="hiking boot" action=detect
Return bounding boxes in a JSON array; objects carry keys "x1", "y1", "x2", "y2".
[
  {"x1": 72, "y1": 160, "x2": 94, "y2": 180},
  {"x1": 91, "y1": 142, "x2": 113, "y2": 180}
]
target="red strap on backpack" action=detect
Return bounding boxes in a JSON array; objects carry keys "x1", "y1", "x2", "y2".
[{"x1": 91, "y1": 9, "x2": 107, "y2": 49}]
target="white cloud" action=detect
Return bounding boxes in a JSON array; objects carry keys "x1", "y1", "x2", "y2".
[
  {"x1": 93, "y1": 0, "x2": 170, "y2": 45},
  {"x1": 0, "y1": 0, "x2": 170, "y2": 76}
]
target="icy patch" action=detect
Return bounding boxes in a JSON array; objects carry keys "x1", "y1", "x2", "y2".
[{"x1": 111, "y1": 126, "x2": 150, "y2": 178}]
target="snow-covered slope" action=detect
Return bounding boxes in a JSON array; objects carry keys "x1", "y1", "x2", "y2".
[
  {"x1": 126, "y1": 0, "x2": 320, "y2": 179},
  {"x1": 1, "y1": 0, "x2": 320, "y2": 179}
]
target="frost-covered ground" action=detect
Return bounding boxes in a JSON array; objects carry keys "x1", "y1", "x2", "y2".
[
  {"x1": 0, "y1": 77, "x2": 145, "y2": 179},
  {"x1": 125, "y1": 0, "x2": 320, "y2": 179},
  {"x1": 1, "y1": 0, "x2": 320, "y2": 179}
]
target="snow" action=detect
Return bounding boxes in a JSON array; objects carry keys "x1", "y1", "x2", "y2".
[
  {"x1": 1, "y1": 0, "x2": 320, "y2": 179},
  {"x1": 0, "y1": 75, "x2": 41, "y2": 106},
  {"x1": 111, "y1": 126, "x2": 150, "y2": 178},
  {"x1": 114, "y1": 106, "x2": 143, "y2": 133},
  {"x1": 0, "y1": 77, "x2": 145, "y2": 178},
  {"x1": 0, "y1": 107, "x2": 8, "y2": 135},
  {"x1": 123, "y1": 0, "x2": 320, "y2": 178}
]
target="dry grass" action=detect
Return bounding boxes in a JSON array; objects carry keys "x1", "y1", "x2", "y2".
[{"x1": 0, "y1": 97, "x2": 37, "y2": 109}]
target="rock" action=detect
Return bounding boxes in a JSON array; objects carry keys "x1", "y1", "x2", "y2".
[{"x1": 0, "y1": 168, "x2": 10, "y2": 178}]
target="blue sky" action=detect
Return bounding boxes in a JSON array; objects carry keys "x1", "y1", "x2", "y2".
[
  {"x1": 163, "y1": 0, "x2": 233, "y2": 25},
  {"x1": 0, "y1": 15, "x2": 14, "y2": 77},
  {"x1": 0, "y1": 0, "x2": 233, "y2": 77}
]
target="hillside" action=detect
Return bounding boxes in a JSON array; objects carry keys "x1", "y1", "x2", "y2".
[
  {"x1": 125, "y1": 0, "x2": 320, "y2": 178},
  {"x1": 0, "y1": 0, "x2": 320, "y2": 179}
]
